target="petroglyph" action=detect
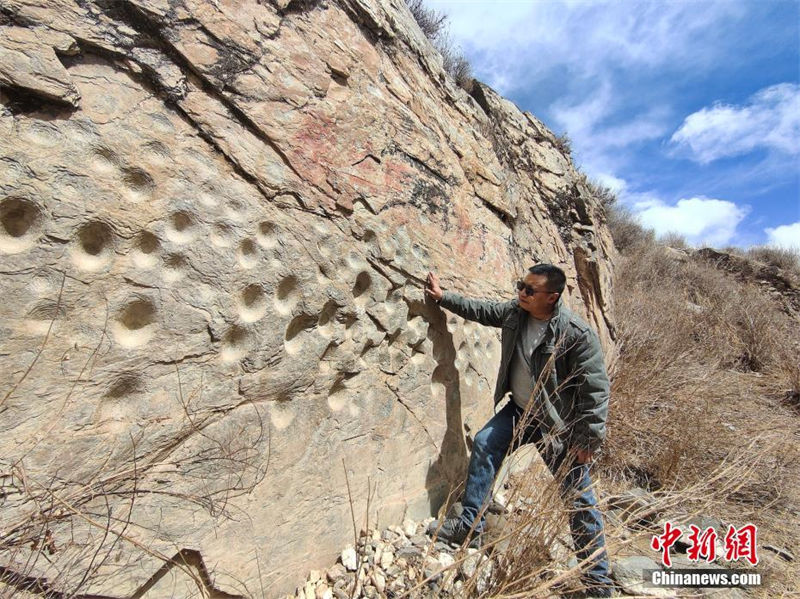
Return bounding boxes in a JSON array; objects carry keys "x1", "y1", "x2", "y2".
[
  {"x1": 132, "y1": 231, "x2": 160, "y2": 268},
  {"x1": 166, "y1": 211, "x2": 197, "y2": 244},
  {"x1": 0, "y1": 197, "x2": 42, "y2": 253},
  {"x1": 113, "y1": 297, "x2": 157, "y2": 347},
  {"x1": 221, "y1": 324, "x2": 251, "y2": 362},
  {"x1": 72, "y1": 221, "x2": 115, "y2": 271},
  {"x1": 238, "y1": 284, "x2": 268, "y2": 323},
  {"x1": 275, "y1": 275, "x2": 300, "y2": 315},
  {"x1": 237, "y1": 238, "x2": 259, "y2": 268}
]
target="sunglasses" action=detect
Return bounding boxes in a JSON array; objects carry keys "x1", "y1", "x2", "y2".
[{"x1": 516, "y1": 280, "x2": 555, "y2": 296}]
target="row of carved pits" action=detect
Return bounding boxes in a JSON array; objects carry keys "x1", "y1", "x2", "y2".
[
  {"x1": 7, "y1": 207, "x2": 495, "y2": 442},
  {"x1": 0, "y1": 195, "x2": 285, "y2": 276},
  {"x1": 15, "y1": 261, "x2": 422, "y2": 391},
  {"x1": 18, "y1": 274, "x2": 493, "y2": 402},
  {"x1": 7, "y1": 192, "x2": 417, "y2": 354},
  {"x1": 1, "y1": 193, "x2": 420, "y2": 298}
]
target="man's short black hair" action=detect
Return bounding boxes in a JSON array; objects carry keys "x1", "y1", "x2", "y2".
[{"x1": 528, "y1": 264, "x2": 566, "y2": 295}]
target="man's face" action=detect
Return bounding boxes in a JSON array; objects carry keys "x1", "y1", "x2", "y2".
[{"x1": 517, "y1": 273, "x2": 559, "y2": 316}]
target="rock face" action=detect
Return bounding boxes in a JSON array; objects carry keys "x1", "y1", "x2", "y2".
[{"x1": 0, "y1": 0, "x2": 614, "y2": 596}]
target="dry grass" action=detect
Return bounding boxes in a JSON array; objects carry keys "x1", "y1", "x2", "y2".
[
  {"x1": 553, "y1": 134, "x2": 572, "y2": 157},
  {"x1": 405, "y1": 0, "x2": 474, "y2": 92},
  {"x1": 603, "y1": 200, "x2": 654, "y2": 252},
  {"x1": 601, "y1": 241, "x2": 800, "y2": 479},
  {"x1": 592, "y1": 215, "x2": 800, "y2": 597},
  {"x1": 744, "y1": 246, "x2": 800, "y2": 278}
]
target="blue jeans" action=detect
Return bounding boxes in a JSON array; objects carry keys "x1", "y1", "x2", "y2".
[{"x1": 460, "y1": 401, "x2": 612, "y2": 586}]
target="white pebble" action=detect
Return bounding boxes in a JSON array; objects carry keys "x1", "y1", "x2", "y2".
[
  {"x1": 460, "y1": 552, "x2": 480, "y2": 579},
  {"x1": 341, "y1": 545, "x2": 358, "y2": 571},
  {"x1": 402, "y1": 519, "x2": 417, "y2": 536},
  {"x1": 315, "y1": 584, "x2": 332, "y2": 599},
  {"x1": 437, "y1": 552, "x2": 455, "y2": 568},
  {"x1": 372, "y1": 572, "x2": 386, "y2": 593}
]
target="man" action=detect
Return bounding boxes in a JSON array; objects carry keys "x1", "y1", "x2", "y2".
[{"x1": 424, "y1": 264, "x2": 613, "y2": 597}]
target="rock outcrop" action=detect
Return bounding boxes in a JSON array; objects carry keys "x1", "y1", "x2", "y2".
[
  {"x1": 694, "y1": 247, "x2": 800, "y2": 312},
  {"x1": 0, "y1": 0, "x2": 614, "y2": 596}
]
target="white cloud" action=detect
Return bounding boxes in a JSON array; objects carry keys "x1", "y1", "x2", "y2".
[
  {"x1": 550, "y1": 83, "x2": 614, "y2": 148},
  {"x1": 424, "y1": 0, "x2": 750, "y2": 198},
  {"x1": 670, "y1": 83, "x2": 800, "y2": 163},
  {"x1": 595, "y1": 173, "x2": 627, "y2": 194},
  {"x1": 550, "y1": 88, "x2": 669, "y2": 175},
  {"x1": 427, "y1": 0, "x2": 744, "y2": 95},
  {"x1": 765, "y1": 222, "x2": 800, "y2": 251},
  {"x1": 633, "y1": 196, "x2": 749, "y2": 246}
]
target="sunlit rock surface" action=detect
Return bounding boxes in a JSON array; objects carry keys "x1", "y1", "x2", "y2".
[{"x1": 0, "y1": 0, "x2": 615, "y2": 595}]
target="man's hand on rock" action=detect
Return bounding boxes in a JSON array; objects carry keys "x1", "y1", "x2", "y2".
[{"x1": 425, "y1": 271, "x2": 443, "y2": 302}]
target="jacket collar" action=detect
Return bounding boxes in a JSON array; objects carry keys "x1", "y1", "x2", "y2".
[{"x1": 514, "y1": 297, "x2": 567, "y2": 349}]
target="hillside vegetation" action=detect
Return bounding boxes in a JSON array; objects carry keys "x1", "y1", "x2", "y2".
[{"x1": 595, "y1": 195, "x2": 800, "y2": 597}]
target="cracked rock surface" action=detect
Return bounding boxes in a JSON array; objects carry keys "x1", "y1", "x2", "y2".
[{"x1": 0, "y1": 0, "x2": 615, "y2": 596}]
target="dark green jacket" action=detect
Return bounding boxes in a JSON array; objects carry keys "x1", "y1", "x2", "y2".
[{"x1": 439, "y1": 291, "x2": 609, "y2": 452}]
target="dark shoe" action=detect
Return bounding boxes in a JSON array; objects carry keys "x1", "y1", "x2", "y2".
[
  {"x1": 426, "y1": 517, "x2": 482, "y2": 548},
  {"x1": 581, "y1": 577, "x2": 614, "y2": 598},
  {"x1": 560, "y1": 585, "x2": 614, "y2": 598}
]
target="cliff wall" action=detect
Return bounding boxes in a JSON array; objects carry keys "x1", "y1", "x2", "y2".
[{"x1": 0, "y1": 0, "x2": 614, "y2": 595}]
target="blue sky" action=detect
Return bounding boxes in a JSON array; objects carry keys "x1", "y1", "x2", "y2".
[{"x1": 427, "y1": 0, "x2": 800, "y2": 250}]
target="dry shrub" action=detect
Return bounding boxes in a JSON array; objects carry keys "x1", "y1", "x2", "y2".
[
  {"x1": 603, "y1": 199, "x2": 654, "y2": 252},
  {"x1": 469, "y1": 471, "x2": 572, "y2": 598},
  {"x1": 745, "y1": 245, "x2": 800, "y2": 277},
  {"x1": 433, "y1": 32, "x2": 473, "y2": 92},
  {"x1": 405, "y1": 1, "x2": 473, "y2": 91},
  {"x1": 406, "y1": 0, "x2": 447, "y2": 40},
  {"x1": 594, "y1": 236, "x2": 800, "y2": 597},
  {"x1": 442, "y1": 50, "x2": 473, "y2": 93},
  {"x1": 779, "y1": 358, "x2": 800, "y2": 412},
  {"x1": 583, "y1": 178, "x2": 617, "y2": 209},
  {"x1": 659, "y1": 232, "x2": 689, "y2": 250},
  {"x1": 553, "y1": 133, "x2": 572, "y2": 157}
]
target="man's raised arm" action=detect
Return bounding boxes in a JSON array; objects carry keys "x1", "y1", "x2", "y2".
[{"x1": 425, "y1": 271, "x2": 514, "y2": 328}]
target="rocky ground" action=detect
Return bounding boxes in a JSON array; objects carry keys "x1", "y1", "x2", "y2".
[{"x1": 284, "y1": 485, "x2": 789, "y2": 599}]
